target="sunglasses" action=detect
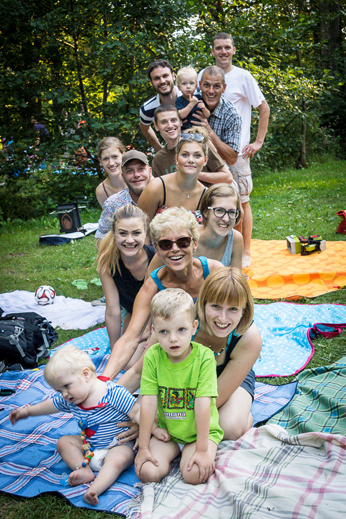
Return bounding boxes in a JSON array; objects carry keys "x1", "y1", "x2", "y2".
[
  {"x1": 157, "y1": 236, "x2": 193, "y2": 251},
  {"x1": 180, "y1": 133, "x2": 205, "y2": 143}
]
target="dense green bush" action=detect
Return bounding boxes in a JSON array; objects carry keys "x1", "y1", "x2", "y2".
[{"x1": 0, "y1": 166, "x2": 99, "y2": 221}]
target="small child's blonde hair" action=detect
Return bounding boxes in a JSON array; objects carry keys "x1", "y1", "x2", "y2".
[
  {"x1": 150, "y1": 288, "x2": 195, "y2": 324},
  {"x1": 176, "y1": 66, "x2": 197, "y2": 86},
  {"x1": 44, "y1": 345, "x2": 96, "y2": 386}
]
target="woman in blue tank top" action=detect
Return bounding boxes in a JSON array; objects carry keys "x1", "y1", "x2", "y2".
[
  {"x1": 194, "y1": 267, "x2": 262, "y2": 440},
  {"x1": 103, "y1": 207, "x2": 223, "y2": 382}
]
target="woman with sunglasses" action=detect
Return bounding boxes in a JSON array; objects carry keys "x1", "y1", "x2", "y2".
[
  {"x1": 196, "y1": 183, "x2": 243, "y2": 270},
  {"x1": 102, "y1": 207, "x2": 223, "y2": 383},
  {"x1": 137, "y1": 129, "x2": 210, "y2": 223}
]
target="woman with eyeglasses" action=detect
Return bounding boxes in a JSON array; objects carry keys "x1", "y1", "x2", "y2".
[
  {"x1": 137, "y1": 129, "x2": 211, "y2": 223},
  {"x1": 196, "y1": 183, "x2": 243, "y2": 270},
  {"x1": 102, "y1": 207, "x2": 223, "y2": 385}
]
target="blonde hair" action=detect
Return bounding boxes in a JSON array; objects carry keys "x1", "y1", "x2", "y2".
[
  {"x1": 97, "y1": 137, "x2": 125, "y2": 161},
  {"x1": 176, "y1": 66, "x2": 197, "y2": 86},
  {"x1": 97, "y1": 204, "x2": 149, "y2": 276},
  {"x1": 200, "y1": 183, "x2": 242, "y2": 226},
  {"x1": 149, "y1": 206, "x2": 200, "y2": 246},
  {"x1": 44, "y1": 345, "x2": 96, "y2": 386},
  {"x1": 151, "y1": 288, "x2": 195, "y2": 323},
  {"x1": 196, "y1": 267, "x2": 253, "y2": 336},
  {"x1": 176, "y1": 126, "x2": 209, "y2": 158}
]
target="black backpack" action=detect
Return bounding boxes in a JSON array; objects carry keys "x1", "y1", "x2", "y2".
[{"x1": 0, "y1": 310, "x2": 58, "y2": 370}]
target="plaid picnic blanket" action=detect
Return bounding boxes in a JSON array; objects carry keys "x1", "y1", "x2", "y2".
[
  {"x1": 268, "y1": 356, "x2": 346, "y2": 435},
  {"x1": 0, "y1": 350, "x2": 296, "y2": 514},
  {"x1": 127, "y1": 424, "x2": 346, "y2": 519}
]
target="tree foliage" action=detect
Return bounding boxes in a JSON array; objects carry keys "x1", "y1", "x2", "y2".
[{"x1": 0, "y1": 0, "x2": 345, "y2": 219}]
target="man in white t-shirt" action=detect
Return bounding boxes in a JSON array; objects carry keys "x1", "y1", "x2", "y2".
[{"x1": 198, "y1": 32, "x2": 270, "y2": 267}]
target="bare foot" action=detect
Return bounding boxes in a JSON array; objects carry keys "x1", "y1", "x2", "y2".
[
  {"x1": 83, "y1": 488, "x2": 99, "y2": 506},
  {"x1": 153, "y1": 427, "x2": 171, "y2": 442},
  {"x1": 68, "y1": 467, "x2": 95, "y2": 486},
  {"x1": 242, "y1": 252, "x2": 252, "y2": 268}
]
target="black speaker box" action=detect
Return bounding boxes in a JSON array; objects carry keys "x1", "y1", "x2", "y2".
[{"x1": 58, "y1": 203, "x2": 82, "y2": 233}]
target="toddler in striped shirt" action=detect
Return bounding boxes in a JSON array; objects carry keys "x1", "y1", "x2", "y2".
[{"x1": 9, "y1": 345, "x2": 166, "y2": 506}]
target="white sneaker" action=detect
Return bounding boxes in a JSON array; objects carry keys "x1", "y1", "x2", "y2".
[{"x1": 91, "y1": 295, "x2": 106, "y2": 306}]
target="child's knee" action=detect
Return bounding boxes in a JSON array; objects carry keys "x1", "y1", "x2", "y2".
[
  {"x1": 139, "y1": 461, "x2": 167, "y2": 484},
  {"x1": 181, "y1": 465, "x2": 201, "y2": 486},
  {"x1": 56, "y1": 435, "x2": 70, "y2": 454}
]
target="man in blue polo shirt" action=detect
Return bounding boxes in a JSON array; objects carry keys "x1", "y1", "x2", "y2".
[{"x1": 139, "y1": 60, "x2": 180, "y2": 152}]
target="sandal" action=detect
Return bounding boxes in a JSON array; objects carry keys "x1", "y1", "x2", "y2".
[{"x1": 71, "y1": 279, "x2": 88, "y2": 290}]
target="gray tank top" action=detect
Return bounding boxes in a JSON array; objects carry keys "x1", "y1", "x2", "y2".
[{"x1": 220, "y1": 229, "x2": 234, "y2": 266}]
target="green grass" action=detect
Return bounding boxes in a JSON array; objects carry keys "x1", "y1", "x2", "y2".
[{"x1": 0, "y1": 158, "x2": 346, "y2": 517}]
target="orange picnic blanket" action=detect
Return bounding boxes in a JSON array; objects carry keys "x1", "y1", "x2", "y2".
[{"x1": 243, "y1": 240, "x2": 346, "y2": 299}]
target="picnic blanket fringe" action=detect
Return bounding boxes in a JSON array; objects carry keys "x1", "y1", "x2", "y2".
[{"x1": 126, "y1": 425, "x2": 346, "y2": 519}]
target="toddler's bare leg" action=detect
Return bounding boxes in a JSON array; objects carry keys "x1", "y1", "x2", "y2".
[
  {"x1": 139, "y1": 437, "x2": 180, "y2": 484},
  {"x1": 57, "y1": 435, "x2": 95, "y2": 486},
  {"x1": 180, "y1": 440, "x2": 217, "y2": 485},
  {"x1": 83, "y1": 444, "x2": 134, "y2": 506}
]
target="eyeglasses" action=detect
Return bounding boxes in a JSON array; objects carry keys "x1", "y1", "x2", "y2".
[
  {"x1": 180, "y1": 133, "x2": 205, "y2": 143},
  {"x1": 208, "y1": 207, "x2": 240, "y2": 219},
  {"x1": 157, "y1": 236, "x2": 193, "y2": 251}
]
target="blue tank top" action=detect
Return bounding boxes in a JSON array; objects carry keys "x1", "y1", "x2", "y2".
[{"x1": 150, "y1": 256, "x2": 210, "y2": 301}]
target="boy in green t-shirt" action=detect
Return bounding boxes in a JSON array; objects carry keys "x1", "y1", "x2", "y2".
[{"x1": 135, "y1": 288, "x2": 223, "y2": 485}]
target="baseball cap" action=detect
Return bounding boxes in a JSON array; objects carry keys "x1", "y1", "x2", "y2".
[{"x1": 122, "y1": 150, "x2": 149, "y2": 168}]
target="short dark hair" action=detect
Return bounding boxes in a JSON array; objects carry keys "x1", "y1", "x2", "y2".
[
  {"x1": 213, "y1": 32, "x2": 234, "y2": 47},
  {"x1": 147, "y1": 60, "x2": 174, "y2": 80},
  {"x1": 154, "y1": 104, "x2": 179, "y2": 124}
]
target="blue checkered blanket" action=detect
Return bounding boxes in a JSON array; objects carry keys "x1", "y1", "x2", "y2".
[{"x1": 0, "y1": 348, "x2": 296, "y2": 514}]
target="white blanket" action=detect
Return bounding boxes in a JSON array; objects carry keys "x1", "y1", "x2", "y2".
[{"x1": 0, "y1": 290, "x2": 105, "y2": 330}]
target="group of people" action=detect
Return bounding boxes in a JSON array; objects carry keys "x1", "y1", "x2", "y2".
[{"x1": 10, "y1": 32, "x2": 268, "y2": 506}]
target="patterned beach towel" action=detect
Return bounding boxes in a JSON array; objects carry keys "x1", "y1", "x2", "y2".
[
  {"x1": 0, "y1": 351, "x2": 296, "y2": 514},
  {"x1": 268, "y1": 356, "x2": 346, "y2": 435},
  {"x1": 243, "y1": 239, "x2": 346, "y2": 299}
]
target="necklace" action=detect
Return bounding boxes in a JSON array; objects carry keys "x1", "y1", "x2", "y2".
[
  {"x1": 175, "y1": 176, "x2": 194, "y2": 199},
  {"x1": 208, "y1": 344, "x2": 225, "y2": 357}
]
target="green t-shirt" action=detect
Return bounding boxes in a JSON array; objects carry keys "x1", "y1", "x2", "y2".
[{"x1": 141, "y1": 341, "x2": 224, "y2": 445}]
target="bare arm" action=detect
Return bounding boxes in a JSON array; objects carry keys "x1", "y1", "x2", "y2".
[
  {"x1": 10, "y1": 399, "x2": 58, "y2": 424},
  {"x1": 102, "y1": 278, "x2": 158, "y2": 380},
  {"x1": 99, "y1": 270, "x2": 122, "y2": 347},
  {"x1": 95, "y1": 183, "x2": 107, "y2": 209},
  {"x1": 192, "y1": 112, "x2": 238, "y2": 165},
  {"x1": 198, "y1": 163, "x2": 233, "y2": 185},
  {"x1": 242, "y1": 100, "x2": 270, "y2": 158},
  {"x1": 216, "y1": 323, "x2": 262, "y2": 408},
  {"x1": 178, "y1": 96, "x2": 199, "y2": 120},
  {"x1": 186, "y1": 397, "x2": 215, "y2": 482},
  {"x1": 137, "y1": 178, "x2": 164, "y2": 222},
  {"x1": 135, "y1": 395, "x2": 159, "y2": 477},
  {"x1": 140, "y1": 121, "x2": 162, "y2": 152}
]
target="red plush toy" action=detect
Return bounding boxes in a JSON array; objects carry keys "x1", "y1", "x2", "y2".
[{"x1": 336, "y1": 210, "x2": 346, "y2": 234}]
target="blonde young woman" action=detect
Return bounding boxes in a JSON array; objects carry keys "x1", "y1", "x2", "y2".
[
  {"x1": 97, "y1": 204, "x2": 155, "y2": 367},
  {"x1": 137, "y1": 128, "x2": 212, "y2": 223},
  {"x1": 95, "y1": 137, "x2": 127, "y2": 208}
]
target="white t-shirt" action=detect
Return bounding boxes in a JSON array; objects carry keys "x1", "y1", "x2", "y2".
[{"x1": 198, "y1": 66, "x2": 265, "y2": 152}]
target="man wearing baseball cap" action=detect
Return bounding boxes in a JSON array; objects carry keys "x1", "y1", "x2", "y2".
[
  {"x1": 95, "y1": 149, "x2": 153, "y2": 244},
  {"x1": 92, "y1": 149, "x2": 153, "y2": 306}
]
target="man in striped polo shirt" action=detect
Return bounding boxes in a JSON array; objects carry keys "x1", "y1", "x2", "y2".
[{"x1": 139, "y1": 60, "x2": 180, "y2": 152}]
